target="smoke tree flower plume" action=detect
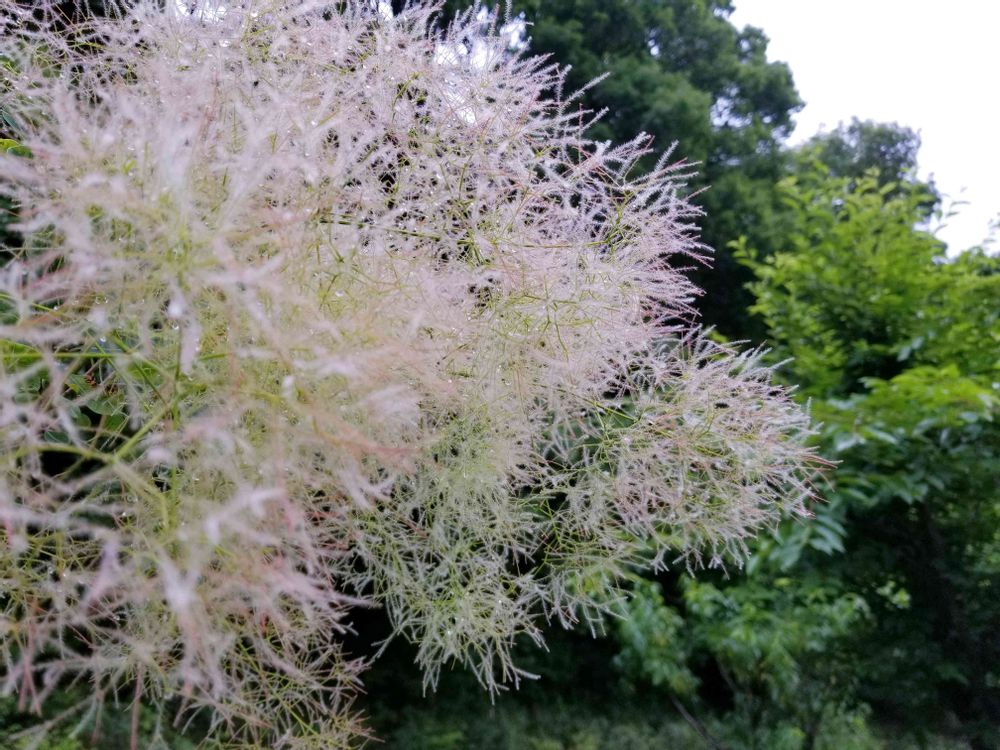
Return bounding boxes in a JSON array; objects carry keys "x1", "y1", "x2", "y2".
[{"x1": 0, "y1": 1, "x2": 818, "y2": 746}]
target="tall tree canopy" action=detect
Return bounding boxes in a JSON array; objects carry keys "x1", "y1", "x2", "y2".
[{"x1": 800, "y1": 118, "x2": 923, "y2": 185}]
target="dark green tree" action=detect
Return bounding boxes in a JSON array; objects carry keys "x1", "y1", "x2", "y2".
[
  {"x1": 795, "y1": 119, "x2": 940, "y2": 211},
  {"x1": 801, "y1": 119, "x2": 922, "y2": 185}
]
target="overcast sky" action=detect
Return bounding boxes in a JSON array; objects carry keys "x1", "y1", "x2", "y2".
[{"x1": 729, "y1": 0, "x2": 999, "y2": 253}]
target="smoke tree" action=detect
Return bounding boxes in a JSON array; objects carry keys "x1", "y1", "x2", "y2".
[{"x1": 0, "y1": 1, "x2": 817, "y2": 746}]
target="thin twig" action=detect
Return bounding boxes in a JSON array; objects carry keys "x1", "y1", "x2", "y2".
[
  {"x1": 669, "y1": 693, "x2": 727, "y2": 750},
  {"x1": 130, "y1": 667, "x2": 145, "y2": 750}
]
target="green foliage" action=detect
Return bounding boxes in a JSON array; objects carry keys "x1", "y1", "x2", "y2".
[
  {"x1": 360, "y1": 624, "x2": 706, "y2": 749},
  {"x1": 741, "y1": 157, "x2": 1000, "y2": 746},
  {"x1": 382, "y1": 699, "x2": 702, "y2": 750},
  {"x1": 800, "y1": 119, "x2": 923, "y2": 187},
  {"x1": 0, "y1": 139, "x2": 31, "y2": 158},
  {"x1": 615, "y1": 574, "x2": 872, "y2": 749},
  {"x1": 736, "y1": 167, "x2": 945, "y2": 397},
  {"x1": 354, "y1": 9, "x2": 997, "y2": 748},
  {"x1": 614, "y1": 579, "x2": 696, "y2": 696}
]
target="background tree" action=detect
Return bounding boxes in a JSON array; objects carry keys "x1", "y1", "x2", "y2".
[
  {"x1": 795, "y1": 119, "x2": 940, "y2": 214},
  {"x1": 801, "y1": 119, "x2": 922, "y2": 186},
  {"x1": 738, "y1": 162, "x2": 1000, "y2": 748}
]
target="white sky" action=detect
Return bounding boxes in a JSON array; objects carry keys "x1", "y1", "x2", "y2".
[{"x1": 730, "y1": 0, "x2": 999, "y2": 253}]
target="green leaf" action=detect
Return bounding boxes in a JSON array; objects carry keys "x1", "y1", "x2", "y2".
[{"x1": 0, "y1": 138, "x2": 31, "y2": 157}]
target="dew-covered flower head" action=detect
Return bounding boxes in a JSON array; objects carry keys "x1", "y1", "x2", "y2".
[{"x1": 0, "y1": 1, "x2": 818, "y2": 746}]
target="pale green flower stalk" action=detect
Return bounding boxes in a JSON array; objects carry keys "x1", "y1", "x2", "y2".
[{"x1": 0, "y1": 1, "x2": 818, "y2": 746}]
